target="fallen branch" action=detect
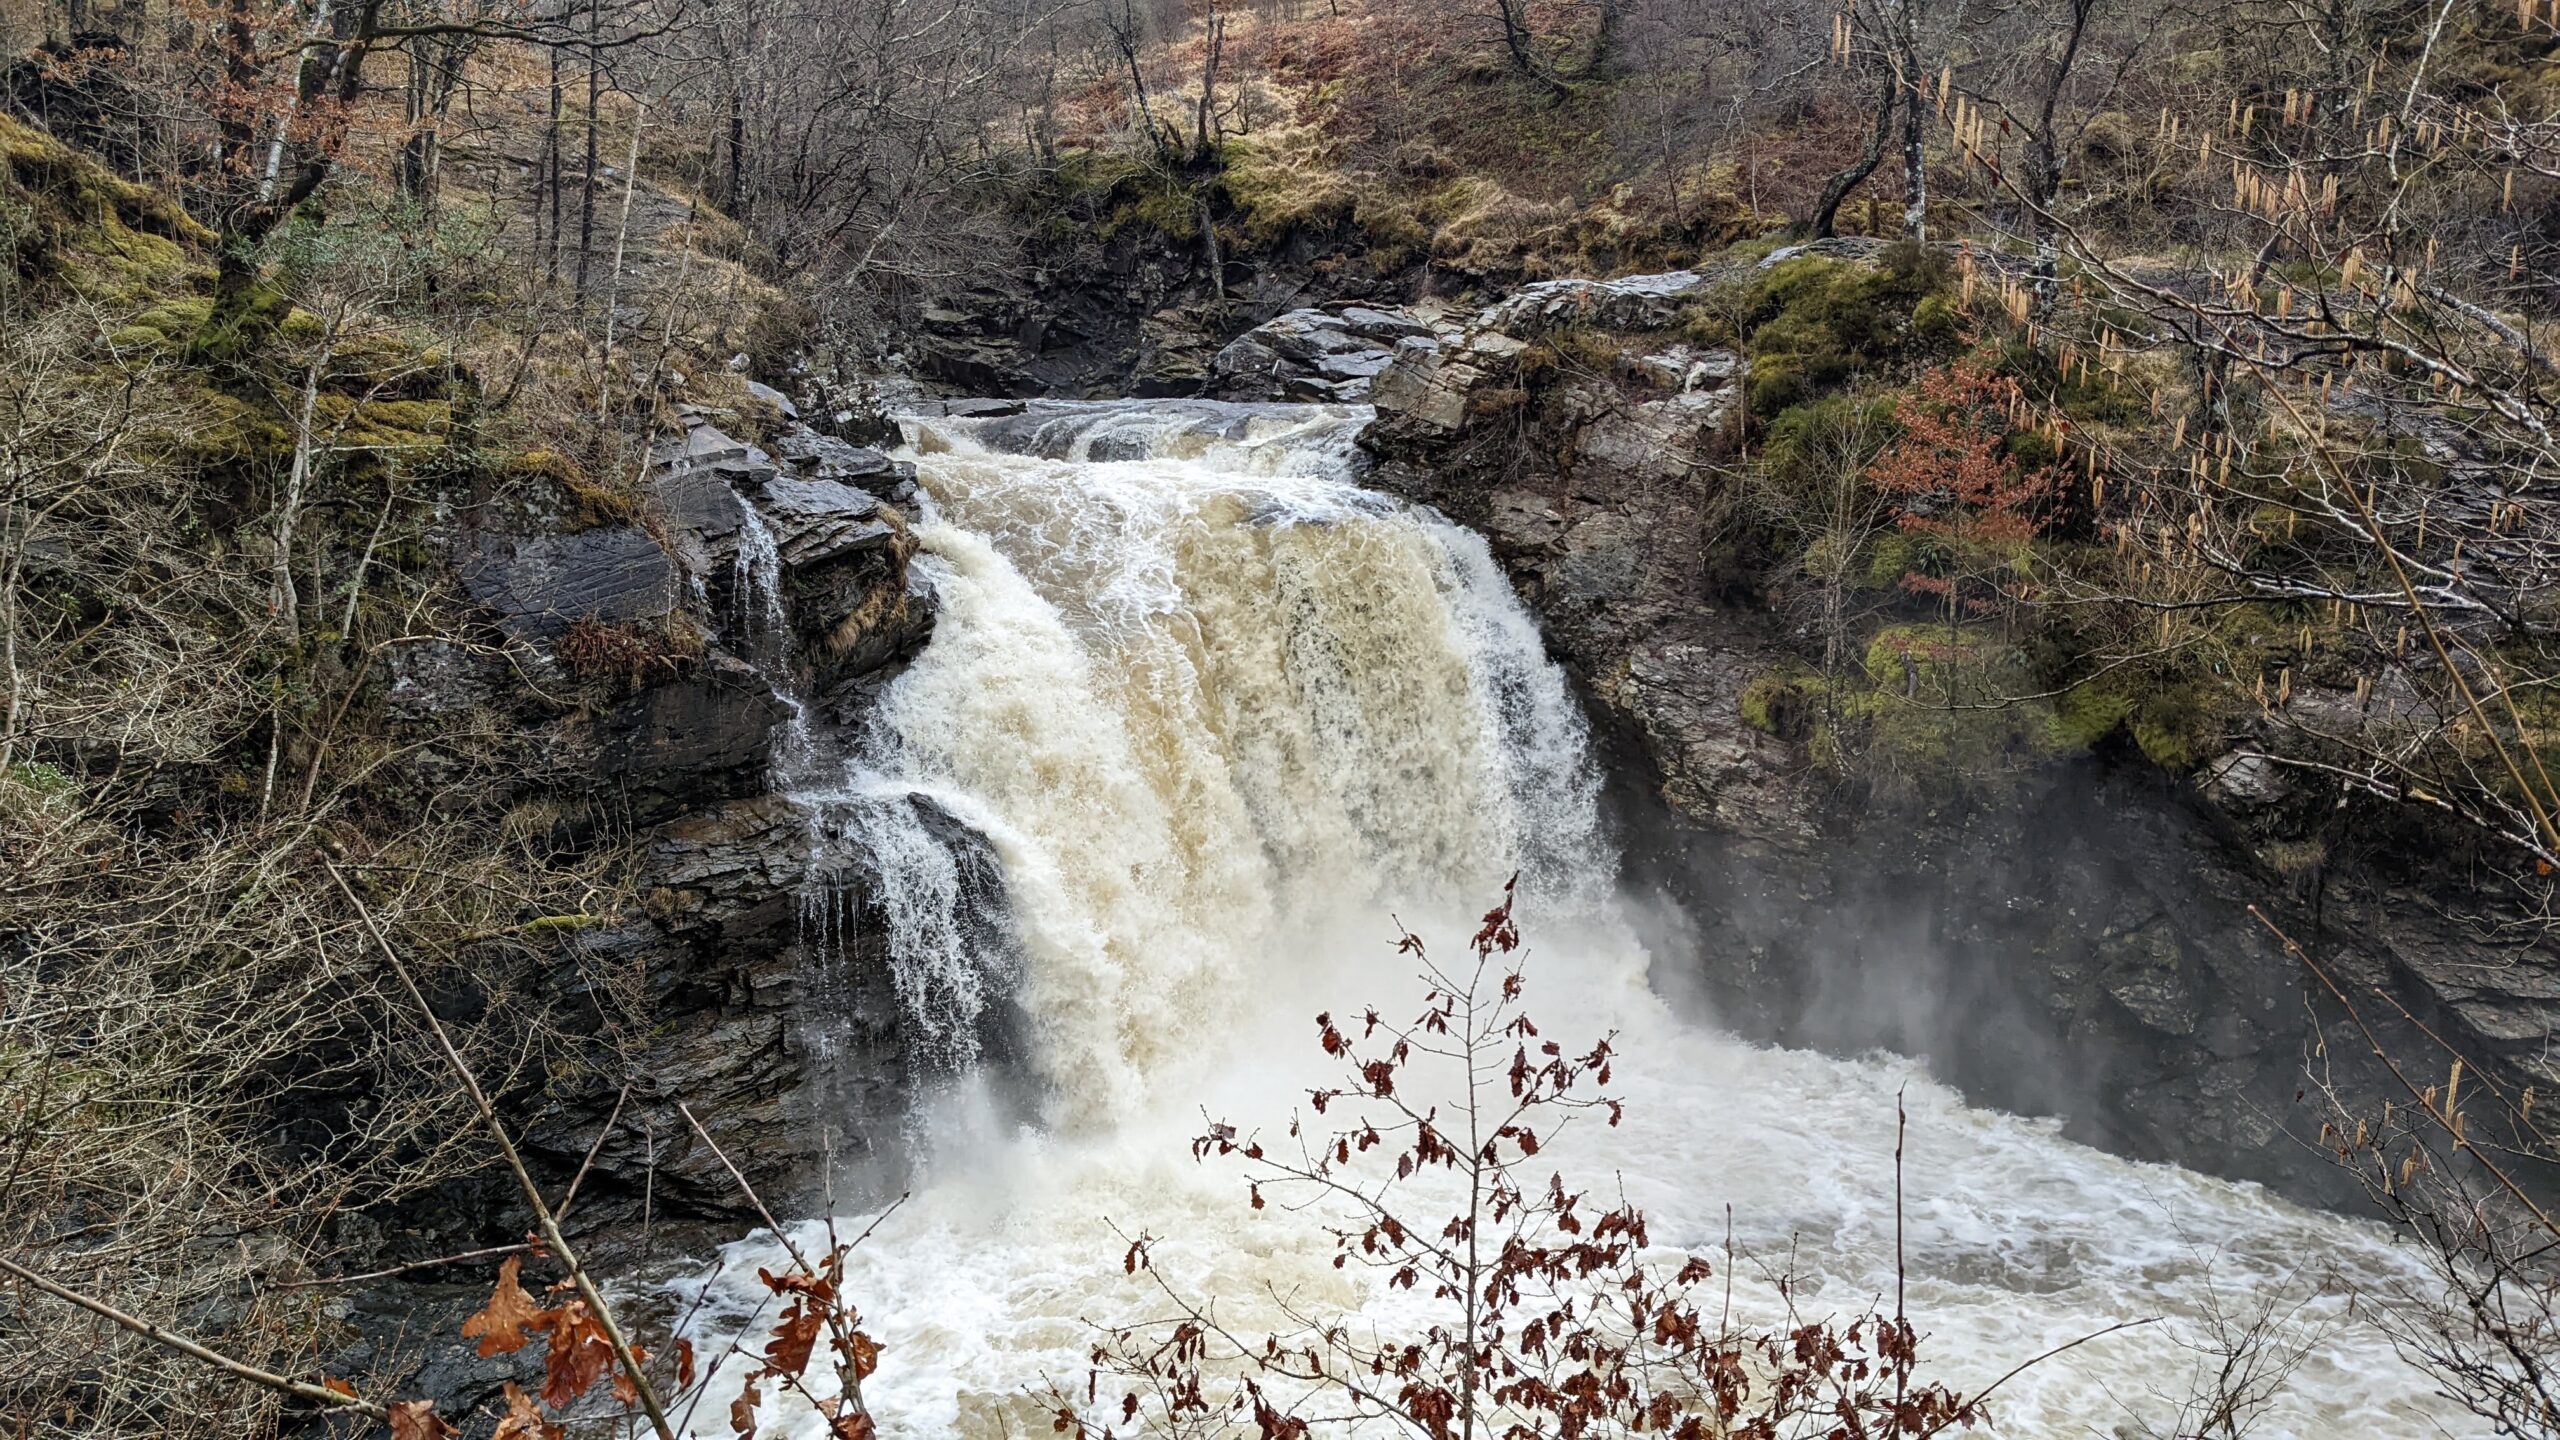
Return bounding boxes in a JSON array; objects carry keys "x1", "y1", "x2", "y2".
[
  {"x1": 0, "y1": 1253, "x2": 389, "y2": 1420},
  {"x1": 330, "y1": 863, "x2": 680, "y2": 1440}
]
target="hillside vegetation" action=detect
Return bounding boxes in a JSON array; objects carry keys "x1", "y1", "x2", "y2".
[{"x1": 8, "y1": 0, "x2": 2560, "y2": 1434}]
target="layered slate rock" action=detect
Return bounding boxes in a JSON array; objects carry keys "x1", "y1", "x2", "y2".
[
  {"x1": 644, "y1": 414, "x2": 938, "y2": 697},
  {"x1": 429, "y1": 402, "x2": 962, "y2": 1244},
  {"x1": 593, "y1": 653, "x2": 791, "y2": 825},
  {"x1": 1208, "y1": 304, "x2": 1444, "y2": 402},
  {"x1": 1476, "y1": 270, "x2": 1716, "y2": 336},
  {"x1": 457, "y1": 527, "x2": 682, "y2": 644}
]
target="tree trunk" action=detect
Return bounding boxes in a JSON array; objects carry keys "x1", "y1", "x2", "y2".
[
  {"x1": 2024, "y1": 0, "x2": 2096, "y2": 310},
  {"x1": 1194, "y1": 6, "x2": 1223, "y2": 158},
  {"x1": 545, "y1": 45, "x2": 563, "y2": 280},
  {"x1": 726, "y1": 81, "x2": 745, "y2": 217},
  {"x1": 1811, "y1": 65, "x2": 1896, "y2": 239},
  {"x1": 398, "y1": 41, "x2": 430, "y2": 197},
  {"x1": 1495, "y1": 0, "x2": 1571, "y2": 96},
  {"x1": 1894, "y1": 0, "x2": 1928, "y2": 240},
  {"x1": 576, "y1": 0, "x2": 600, "y2": 303}
]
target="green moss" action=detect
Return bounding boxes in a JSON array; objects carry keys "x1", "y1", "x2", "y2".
[
  {"x1": 1862, "y1": 532, "x2": 1939, "y2": 590},
  {"x1": 187, "y1": 279, "x2": 296, "y2": 364},
  {"x1": 1737, "y1": 243, "x2": 1957, "y2": 417},
  {"x1": 1739, "y1": 667, "x2": 1822, "y2": 734},
  {"x1": 2126, "y1": 682, "x2": 2214, "y2": 769},
  {"x1": 1215, "y1": 136, "x2": 1356, "y2": 249},
  {"x1": 1756, "y1": 392, "x2": 1898, "y2": 487},
  {"x1": 1045, "y1": 146, "x2": 1208, "y2": 244},
  {"x1": 4, "y1": 760, "x2": 77, "y2": 798},
  {"x1": 318, "y1": 396, "x2": 451, "y2": 450},
  {"x1": 2052, "y1": 685, "x2": 2134, "y2": 748},
  {"x1": 103, "y1": 295, "x2": 215, "y2": 352},
  {"x1": 2041, "y1": 674, "x2": 2219, "y2": 770},
  {"x1": 1992, "y1": 337, "x2": 2148, "y2": 427},
  {"x1": 1110, "y1": 180, "x2": 1200, "y2": 241},
  {"x1": 0, "y1": 113, "x2": 213, "y2": 306}
]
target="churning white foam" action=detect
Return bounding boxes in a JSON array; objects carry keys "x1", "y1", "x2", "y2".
[{"x1": 679, "y1": 401, "x2": 2480, "y2": 1439}]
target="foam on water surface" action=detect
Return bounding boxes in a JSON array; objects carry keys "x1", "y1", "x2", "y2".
[{"x1": 680, "y1": 400, "x2": 2478, "y2": 1439}]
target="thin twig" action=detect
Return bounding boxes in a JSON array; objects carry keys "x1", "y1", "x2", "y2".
[
  {"x1": 557, "y1": 1079, "x2": 633, "y2": 1224},
  {"x1": 275, "y1": 1242, "x2": 533, "y2": 1291},
  {"x1": 329, "y1": 863, "x2": 679, "y2": 1440},
  {"x1": 0, "y1": 1253, "x2": 389, "y2": 1420}
]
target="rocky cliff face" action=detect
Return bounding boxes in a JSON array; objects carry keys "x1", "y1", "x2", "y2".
[
  {"x1": 898, "y1": 200, "x2": 1409, "y2": 399},
  {"x1": 1350, "y1": 244, "x2": 2560, "y2": 1208},
  {"x1": 337, "y1": 392, "x2": 1010, "y2": 1417}
]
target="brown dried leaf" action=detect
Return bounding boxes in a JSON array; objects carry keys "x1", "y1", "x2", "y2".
[
  {"x1": 758, "y1": 1264, "x2": 837, "y2": 1303},
  {"x1": 462, "y1": 1256, "x2": 548, "y2": 1358},
  {"x1": 846, "y1": 1330, "x2": 882, "y2": 1383},
  {"x1": 390, "y1": 1400, "x2": 458, "y2": 1440},
  {"x1": 536, "y1": 1299, "x2": 617, "y2": 1409},
  {"x1": 830, "y1": 1411, "x2": 879, "y2": 1440},
  {"x1": 676, "y1": 1336, "x2": 698, "y2": 1389},
  {"x1": 491, "y1": 1382, "x2": 563, "y2": 1440},
  {"x1": 764, "y1": 1298, "x2": 824, "y2": 1379},
  {"x1": 731, "y1": 1379, "x2": 763, "y2": 1439},
  {"x1": 612, "y1": 1341, "x2": 650, "y2": 1405}
]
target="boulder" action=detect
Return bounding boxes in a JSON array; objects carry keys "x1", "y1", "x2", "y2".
[
  {"x1": 1208, "y1": 305, "x2": 1441, "y2": 403},
  {"x1": 1132, "y1": 308, "x2": 1223, "y2": 396},
  {"x1": 772, "y1": 426, "x2": 901, "y2": 485},
  {"x1": 647, "y1": 423, "x2": 771, "y2": 576},
  {"x1": 1369, "y1": 336, "x2": 1495, "y2": 438},
  {"x1": 745, "y1": 379, "x2": 799, "y2": 419},
  {"x1": 1477, "y1": 270, "x2": 1714, "y2": 336},
  {"x1": 754, "y1": 475, "x2": 899, "y2": 571}
]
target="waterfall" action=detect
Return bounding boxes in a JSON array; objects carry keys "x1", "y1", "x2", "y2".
[
  {"x1": 731, "y1": 493, "x2": 788, "y2": 656},
  {"x1": 686, "y1": 399, "x2": 2475, "y2": 1440}
]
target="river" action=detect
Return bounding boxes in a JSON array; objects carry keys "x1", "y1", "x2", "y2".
[{"x1": 678, "y1": 401, "x2": 2472, "y2": 1439}]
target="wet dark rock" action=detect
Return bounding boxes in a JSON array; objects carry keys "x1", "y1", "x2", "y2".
[
  {"x1": 773, "y1": 427, "x2": 900, "y2": 483},
  {"x1": 755, "y1": 476, "x2": 897, "y2": 570},
  {"x1": 456, "y1": 527, "x2": 683, "y2": 644},
  {"x1": 942, "y1": 396, "x2": 1029, "y2": 418},
  {"x1": 592, "y1": 654, "x2": 789, "y2": 824},
  {"x1": 648, "y1": 424, "x2": 766, "y2": 575},
  {"x1": 812, "y1": 572, "x2": 939, "y2": 713},
  {"x1": 1133, "y1": 308, "x2": 1224, "y2": 396}
]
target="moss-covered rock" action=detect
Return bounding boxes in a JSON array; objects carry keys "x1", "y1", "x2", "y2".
[
  {"x1": 0, "y1": 112, "x2": 212, "y2": 305},
  {"x1": 1686, "y1": 242, "x2": 1957, "y2": 417}
]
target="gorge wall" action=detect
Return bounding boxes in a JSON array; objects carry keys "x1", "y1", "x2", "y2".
[
  {"x1": 335, "y1": 240, "x2": 2558, "y2": 1415},
  {"x1": 1301, "y1": 241, "x2": 2560, "y2": 1208}
]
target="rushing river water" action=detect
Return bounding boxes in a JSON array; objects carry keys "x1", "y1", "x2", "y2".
[{"x1": 681, "y1": 401, "x2": 2476, "y2": 1438}]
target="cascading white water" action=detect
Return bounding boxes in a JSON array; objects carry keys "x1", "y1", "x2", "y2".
[
  {"x1": 732, "y1": 496, "x2": 789, "y2": 655},
  {"x1": 683, "y1": 400, "x2": 2482, "y2": 1439}
]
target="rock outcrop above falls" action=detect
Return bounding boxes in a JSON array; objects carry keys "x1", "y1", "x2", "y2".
[{"x1": 1207, "y1": 304, "x2": 1450, "y2": 402}]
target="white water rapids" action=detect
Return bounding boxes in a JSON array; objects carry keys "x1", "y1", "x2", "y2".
[{"x1": 682, "y1": 400, "x2": 2478, "y2": 1438}]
